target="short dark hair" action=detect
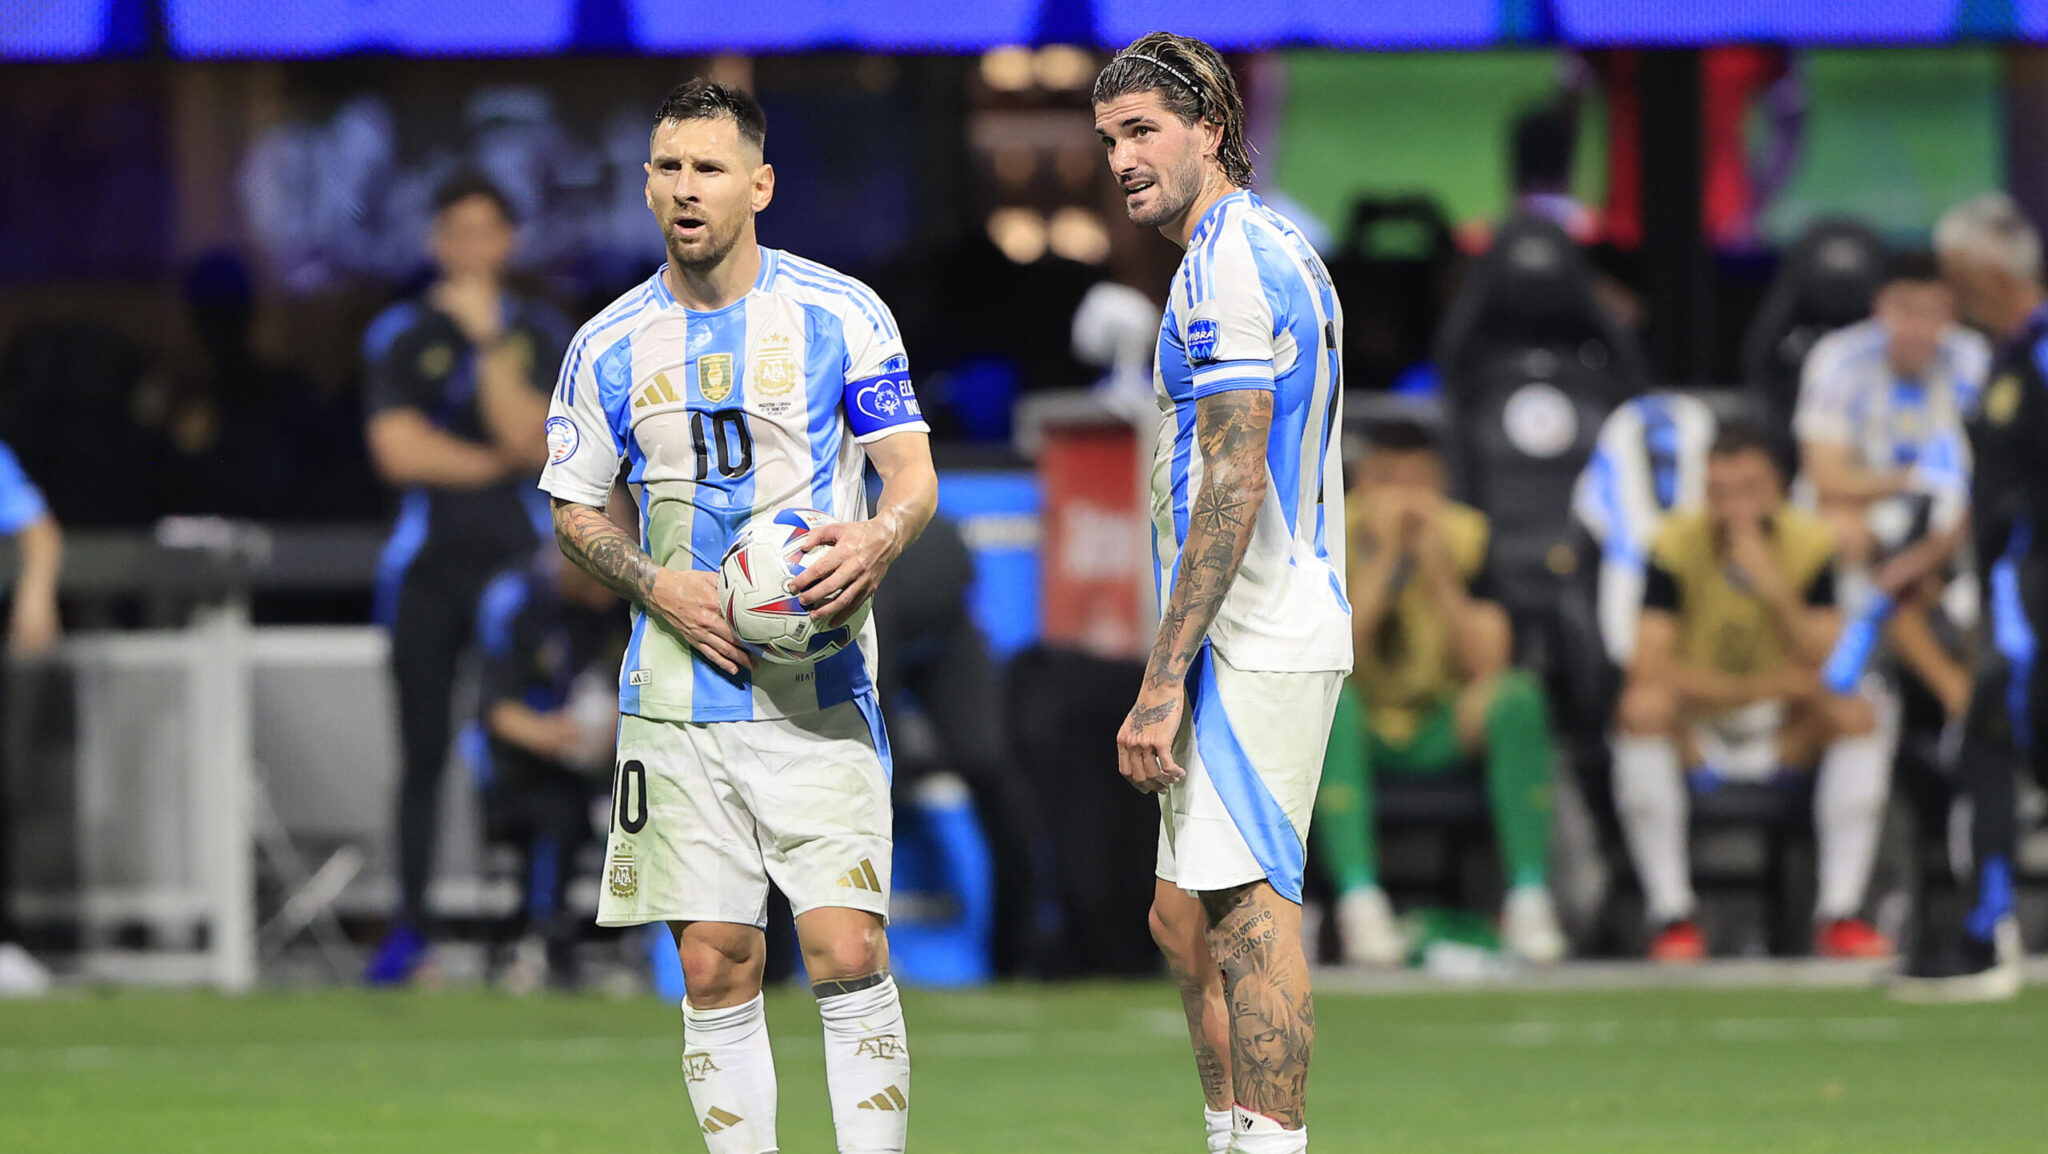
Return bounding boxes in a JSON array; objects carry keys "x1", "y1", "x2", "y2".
[
  {"x1": 1093, "y1": 32, "x2": 1253, "y2": 189},
  {"x1": 653, "y1": 79, "x2": 767, "y2": 154},
  {"x1": 1708, "y1": 419, "x2": 1776, "y2": 462},
  {"x1": 432, "y1": 170, "x2": 517, "y2": 225},
  {"x1": 1884, "y1": 248, "x2": 1943, "y2": 286},
  {"x1": 1362, "y1": 418, "x2": 1439, "y2": 456}
]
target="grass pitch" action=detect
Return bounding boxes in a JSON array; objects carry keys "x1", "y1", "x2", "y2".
[{"x1": 1, "y1": 981, "x2": 2041, "y2": 1152}]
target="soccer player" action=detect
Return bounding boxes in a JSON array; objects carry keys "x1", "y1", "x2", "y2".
[
  {"x1": 540, "y1": 81, "x2": 934, "y2": 1151},
  {"x1": 1889, "y1": 193, "x2": 2048, "y2": 999},
  {"x1": 1094, "y1": 34, "x2": 1349, "y2": 1154},
  {"x1": 1794, "y1": 252, "x2": 1985, "y2": 720},
  {"x1": 1611, "y1": 422, "x2": 1893, "y2": 961},
  {"x1": 361, "y1": 172, "x2": 571, "y2": 983}
]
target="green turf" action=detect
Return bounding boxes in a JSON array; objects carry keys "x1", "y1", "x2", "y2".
[{"x1": 1, "y1": 981, "x2": 2041, "y2": 1152}]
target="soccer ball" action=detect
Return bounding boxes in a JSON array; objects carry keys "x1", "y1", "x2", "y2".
[{"x1": 718, "y1": 507, "x2": 869, "y2": 665}]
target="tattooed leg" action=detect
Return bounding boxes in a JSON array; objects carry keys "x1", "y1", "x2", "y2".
[
  {"x1": 1201, "y1": 882, "x2": 1313, "y2": 1129},
  {"x1": 1152, "y1": 879, "x2": 1234, "y2": 1110}
]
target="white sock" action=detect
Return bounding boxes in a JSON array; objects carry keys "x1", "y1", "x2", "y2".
[
  {"x1": 818, "y1": 975, "x2": 910, "y2": 1153},
  {"x1": 1612, "y1": 733, "x2": 1695, "y2": 924},
  {"x1": 1229, "y1": 1106, "x2": 1307, "y2": 1153},
  {"x1": 1814, "y1": 724, "x2": 1892, "y2": 920},
  {"x1": 1206, "y1": 1107, "x2": 1235, "y2": 1154},
  {"x1": 682, "y1": 994, "x2": 780, "y2": 1154}
]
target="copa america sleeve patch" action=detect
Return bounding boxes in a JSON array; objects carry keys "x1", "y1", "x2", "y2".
[
  {"x1": 1186, "y1": 317, "x2": 1220, "y2": 364},
  {"x1": 545, "y1": 415, "x2": 579, "y2": 464},
  {"x1": 845, "y1": 372, "x2": 923, "y2": 438}
]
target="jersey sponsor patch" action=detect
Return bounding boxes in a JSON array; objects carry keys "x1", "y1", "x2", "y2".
[
  {"x1": 627, "y1": 668, "x2": 653, "y2": 686},
  {"x1": 1186, "y1": 316, "x2": 1220, "y2": 364},
  {"x1": 544, "y1": 415, "x2": 579, "y2": 464}
]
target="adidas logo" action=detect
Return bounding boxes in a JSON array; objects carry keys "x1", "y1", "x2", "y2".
[
  {"x1": 633, "y1": 371, "x2": 682, "y2": 409},
  {"x1": 700, "y1": 1106, "x2": 744, "y2": 1134},
  {"x1": 856, "y1": 1085, "x2": 908, "y2": 1112},
  {"x1": 835, "y1": 859, "x2": 882, "y2": 892}
]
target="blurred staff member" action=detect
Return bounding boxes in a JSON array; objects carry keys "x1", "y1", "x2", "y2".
[
  {"x1": 1313, "y1": 421, "x2": 1565, "y2": 968},
  {"x1": 473, "y1": 549, "x2": 626, "y2": 991},
  {"x1": 1612, "y1": 422, "x2": 1893, "y2": 963},
  {"x1": 1795, "y1": 251, "x2": 1986, "y2": 721},
  {"x1": 1888, "y1": 193, "x2": 2048, "y2": 1000},
  {"x1": 0, "y1": 442, "x2": 60, "y2": 996},
  {"x1": 361, "y1": 172, "x2": 570, "y2": 984}
]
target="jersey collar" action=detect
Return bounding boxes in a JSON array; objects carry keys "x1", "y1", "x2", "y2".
[
  {"x1": 650, "y1": 248, "x2": 777, "y2": 312},
  {"x1": 1189, "y1": 189, "x2": 1256, "y2": 249}
]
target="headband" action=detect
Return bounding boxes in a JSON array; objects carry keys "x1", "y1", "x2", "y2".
[{"x1": 1119, "y1": 52, "x2": 1204, "y2": 110}]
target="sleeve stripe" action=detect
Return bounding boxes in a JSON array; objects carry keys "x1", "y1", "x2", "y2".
[
  {"x1": 778, "y1": 257, "x2": 899, "y2": 340},
  {"x1": 1192, "y1": 360, "x2": 1275, "y2": 388},
  {"x1": 1191, "y1": 376, "x2": 1275, "y2": 398}
]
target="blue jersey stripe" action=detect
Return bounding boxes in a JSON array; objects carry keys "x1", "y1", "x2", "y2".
[
  {"x1": 801, "y1": 303, "x2": 847, "y2": 513},
  {"x1": 1191, "y1": 648, "x2": 1307, "y2": 903},
  {"x1": 1244, "y1": 222, "x2": 1319, "y2": 539},
  {"x1": 688, "y1": 305, "x2": 757, "y2": 717}
]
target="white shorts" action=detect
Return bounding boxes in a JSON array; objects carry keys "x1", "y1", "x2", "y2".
[
  {"x1": 1155, "y1": 647, "x2": 1344, "y2": 904},
  {"x1": 595, "y1": 696, "x2": 894, "y2": 929},
  {"x1": 1691, "y1": 699, "x2": 1786, "y2": 782}
]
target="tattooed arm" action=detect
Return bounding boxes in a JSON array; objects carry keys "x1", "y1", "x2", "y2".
[
  {"x1": 1115, "y1": 388, "x2": 1275, "y2": 794},
  {"x1": 550, "y1": 496, "x2": 752, "y2": 674}
]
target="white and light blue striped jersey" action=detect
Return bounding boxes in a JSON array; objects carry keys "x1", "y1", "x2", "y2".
[
  {"x1": 1152, "y1": 191, "x2": 1350, "y2": 674},
  {"x1": 1794, "y1": 317, "x2": 1987, "y2": 528},
  {"x1": 538, "y1": 252, "x2": 928, "y2": 723},
  {"x1": 1572, "y1": 393, "x2": 1718, "y2": 665}
]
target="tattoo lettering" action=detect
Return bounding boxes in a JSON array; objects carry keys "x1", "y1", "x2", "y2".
[
  {"x1": 551, "y1": 497, "x2": 659, "y2": 605},
  {"x1": 1203, "y1": 884, "x2": 1314, "y2": 1129}
]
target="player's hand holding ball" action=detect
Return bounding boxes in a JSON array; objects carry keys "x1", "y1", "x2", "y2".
[
  {"x1": 720, "y1": 508, "x2": 875, "y2": 664},
  {"x1": 789, "y1": 509, "x2": 906, "y2": 629},
  {"x1": 651, "y1": 567, "x2": 755, "y2": 676}
]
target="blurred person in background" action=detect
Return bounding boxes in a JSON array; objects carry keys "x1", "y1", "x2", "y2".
[
  {"x1": 1313, "y1": 420, "x2": 1566, "y2": 968},
  {"x1": 1888, "y1": 193, "x2": 2048, "y2": 999},
  {"x1": 0, "y1": 443, "x2": 61, "y2": 996},
  {"x1": 471, "y1": 548, "x2": 626, "y2": 992},
  {"x1": 361, "y1": 171, "x2": 570, "y2": 984},
  {"x1": 1612, "y1": 421, "x2": 1893, "y2": 962},
  {"x1": 1794, "y1": 250, "x2": 1985, "y2": 724}
]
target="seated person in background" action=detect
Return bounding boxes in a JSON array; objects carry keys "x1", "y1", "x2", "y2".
[
  {"x1": 472, "y1": 549, "x2": 627, "y2": 990},
  {"x1": 1315, "y1": 419, "x2": 1566, "y2": 966},
  {"x1": 1612, "y1": 421, "x2": 1894, "y2": 962},
  {"x1": 1795, "y1": 250, "x2": 1983, "y2": 720}
]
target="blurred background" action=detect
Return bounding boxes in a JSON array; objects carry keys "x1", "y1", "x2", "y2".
[{"x1": 3, "y1": 0, "x2": 2048, "y2": 1085}]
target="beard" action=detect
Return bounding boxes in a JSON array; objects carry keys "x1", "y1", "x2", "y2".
[
  {"x1": 665, "y1": 216, "x2": 744, "y2": 275},
  {"x1": 1126, "y1": 154, "x2": 1208, "y2": 229}
]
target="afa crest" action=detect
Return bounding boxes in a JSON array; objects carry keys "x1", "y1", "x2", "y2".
[
  {"x1": 607, "y1": 844, "x2": 639, "y2": 898},
  {"x1": 1985, "y1": 373, "x2": 2022, "y2": 427},
  {"x1": 754, "y1": 334, "x2": 798, "y2": 397},
  {"x1": 699, "y1": 353, "x2": 735, "y2": 403}
]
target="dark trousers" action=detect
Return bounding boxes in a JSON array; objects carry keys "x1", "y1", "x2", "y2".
[
  {"x1": 389, "y1": 560, "x2": 502, "y2": 930},
  {"x1": 1958, "y1": 563, "x2": 2048, "y2": 920}
]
